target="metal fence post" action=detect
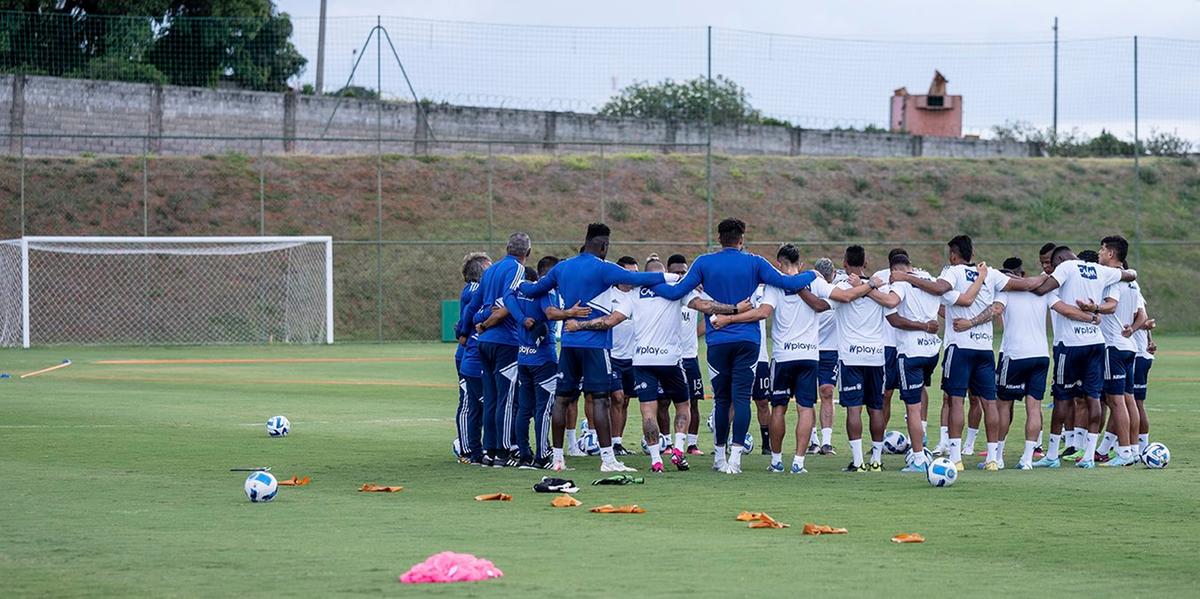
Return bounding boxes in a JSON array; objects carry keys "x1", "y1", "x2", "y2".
[
  {"x1": 1052, "y1": 17, "x2": 1059, "y2": 142},
  {"x1": 487, "y1": 143, "x2": 495, "y2": 254},
  {"x1": 258, "y1": 138, "x2": 266, "y2": 235},
  {"x1": 599, "y1": 144, "x2": 606, "y2": 223},
  {"x1": 1133, "y1": 35, "x2": 1141, "y2": 268},
  {"x1": 705, "y1": 25, "x2": 714, "y2": 251},
  {"x1": 18, "y1": 134, "x2": 25, "y2": 237},
  {"x1": 142, "y1": 136, "x2": 149, "y2": 236}
]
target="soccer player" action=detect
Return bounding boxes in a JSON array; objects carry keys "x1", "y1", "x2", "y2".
[
  {"x1": 608, "y1": 256, "x2": 640, "y2": 455},
  {"x1": 516, "y1": 223, "x2": 667, "y2": 472},
  {"x1": 1130, "y1": 301, "x2": 1156, "y2": 453},
  {"x1": 894, "y1": 235, "x2": 1039, "y2": 471},
  {"x1": 1018, "y1": 244, "x2": 1136, "y2": 469},
  {"x1": 1096, "y1": 236, "x2": 1142, "y2": 466},
  {"x1": 813, "y1": 257, "x2": 841, "y2": 455},
  {"x1": 461, "y1": 233, "x2": 531, "y2": 467},
  {"x1": 454, "y1": 253, "x2": 491, "y2": 464},
  {"x1": 750, "y1": 283, "x2": 773, "y2": 454},
  {"x1": 667, "y1": 254, "x2": 707, "y2": 455},
  {"x1": 873, "y1": 248, "x2": 908, "y2": 430},
  {"x1": 496, "y1": 266, "x2": 560, "y2": 468},
  {"x1": 881, "y1": 253, "x2": 942, "y2": 472},
  {"x1": 713, "y1": 244, "x2": 870, "y2": 474},
  {"x1": 645, "y1": 218, "x2": 819, "y2": 474}
]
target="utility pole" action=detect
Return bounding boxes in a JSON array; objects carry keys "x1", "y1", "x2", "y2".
[
  {"x1": 315, "y1": 0, "x2": 327, "y2": 94},
  {"x1": 1052, "y1": 17, "x2": 1058, "y2": 141}
]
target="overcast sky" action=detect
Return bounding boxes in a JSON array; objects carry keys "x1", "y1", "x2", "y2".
[{"x1": 273, "y1": 1, "x2": 1200, "y2": 138}]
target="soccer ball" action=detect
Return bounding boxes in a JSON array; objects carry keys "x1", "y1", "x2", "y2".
[
  {"x1": 452, "y1": 438, "x2": 463, "y2": 458},
  {"x1": 266, "y1": 415, "x2": 290, "y2": 437},
  {"x1": 1141, "y1": 442, "x2": 1170, "y2": 469},
  {"x1": 741, "y1": 432, "x2": 754, "y2": 454},
  {"x1": 926, "y1": 457, "x2": 958, "y2": 487},
  {"x1": 706, "y1": 409, "x2": 714, "y2": 433},
  {"x1": 578, "y1": 418, "x2": 589, "y2": 435},
  {"x1": 244, "y1": 471, "x2": 278, "y2": 503},
  {"x1": 641, "y1": 435, "x2": 671, "y2": 455},
  {"x1": 884, "y1": 431, "x2": 910, "y2": 454},
  {"x1": 576, "y1": 430, "x2": 601, "y2": 456}
]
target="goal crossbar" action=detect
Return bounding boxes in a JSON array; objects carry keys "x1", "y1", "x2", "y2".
[{"x1": 0, "y1": 236, "x2": 334, "y2": 348}]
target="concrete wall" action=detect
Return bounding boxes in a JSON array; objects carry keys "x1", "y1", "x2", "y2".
[{"x1": 0, "y1": 74, "x2": 1038, "y2": 158}]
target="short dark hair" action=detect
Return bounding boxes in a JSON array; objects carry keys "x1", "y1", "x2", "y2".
[
  {"x1": 1052, "y1": 245, "x2": 1073, "y2": 263},
  {"x1": 948, "y1": 235, "x2": 973, "y2": 262},
  {"x1": 616, "y1": 255, "x2": 638, "y2": 267},
  {"x1": 586, "y1": 223, "x2": 611, "y2": 243},
  {"x1": 1101, "y1": 235, "x2": 1129, "y2": 262},
  {"x1": 776, "y1": 243, "x2": 801, "y2": 264},
  {"x1": 717, "y1": 218, "x2": 746, "y2": 246},
  {"x1": 666, "y1": 254, "x2": 688, "y2": 266},
  {"x1": 1039, "y1": 242, "x2": 1057, "y2": 256},
  {"x1": 888, "y1": 248, "x2": 908, "y2": 261},
  {"x1": 1078, "y1": 250, "x2": 1100, "y2": 263},
  {"x1": 1002, "y1": 256, "x2": 1023, "y2": 271},
  {"x1": 889, "y1": 253, "x2": 911, "y2": 268},
  {"x1": 523, "y1": 265, "x2": 538, "y2": 282},
  {"x1": 845, "y1": 245, "x2": 866, "y2": 267},
  {"x1": 536, "y1": 255, "x2": 559, "y2": 277}
]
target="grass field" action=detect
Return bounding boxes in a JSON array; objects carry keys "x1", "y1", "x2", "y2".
[{"x1": 3, "y1": 339, "x2": 1200, "y2": 597}]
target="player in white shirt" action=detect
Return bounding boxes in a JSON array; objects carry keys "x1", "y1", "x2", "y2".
[
  {"x1": 1095, "y1": 236, "x2": 1143, "y2": 466},
  {"x1": 873, "y1": 248, "x2": 909, "y2": 429},
  {"x1": 881, "y1": 253, "x2": 943, "y2": 472},
  {"x1": 712, "y1": 244, "x2": 872, "y2": 473},
  {"x1": 894, "y1": 235, "x2": 1044, "y2": 471},
  {"x1": 1016, "y1": 243, "x2": 1137, "y2": 468},
  {"x1": 813, "y1": 258, "x2": 842, "y2": 455},
  {"x1": 1129, "y1": 291, "x2": 1156, "y2": 454},
  {"x1": 608, "y1": 256, "x2": 639, "y2": 455},
  {"x1": 750, "y1": 284, "x2": 773, "y2": 453},
  {"x1": 991, "y1": 257, "x2": 1099, "y2": 469},
  {"x1": 821, "y1": 246, "x2": 897, "y2": 472}
]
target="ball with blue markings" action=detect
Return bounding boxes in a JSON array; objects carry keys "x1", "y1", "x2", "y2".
[
  {"x1": 266, "y1": 415, "x2": 290, "y2": 437},
  {"x1": 244, "y1": 471, "x2": 278, "y2": 503},
  {"x1": 1141, "y1": 442, "x2": 1170, "y2": 469},
  {"x1": 641, "y1": 434, "x2": 671, "y2": 455},
  {"x1": 926, "y1": 457, "x2": 958, "y2": 487},
  {"x1": 883, "y1": 430, "x2": 910, "y2": 454},
  {"x1": 741, "y1": 432, "x2": 754, "y2": 454},
  {"x1": 576, "y1": 430, "x2": 601, "y2": 456}
]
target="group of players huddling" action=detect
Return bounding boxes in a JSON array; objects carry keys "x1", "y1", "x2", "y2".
[{"x1": 452, "y1": 219, "x2": 1158, "y2": 476}]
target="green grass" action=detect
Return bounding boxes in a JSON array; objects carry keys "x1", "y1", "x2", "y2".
[{"x1": 3, "y1": 340, "x2": 1200, "y2": 596}]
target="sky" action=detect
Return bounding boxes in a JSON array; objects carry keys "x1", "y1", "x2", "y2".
[{"x1": 272, "y1": 1, "x2": 1200, "y2": 139}]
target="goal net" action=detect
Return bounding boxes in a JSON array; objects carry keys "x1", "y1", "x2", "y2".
[{"x1": 0, "y1": 237, "x2": 333, "y2": 348}]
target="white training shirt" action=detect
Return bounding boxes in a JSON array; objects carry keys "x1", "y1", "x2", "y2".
[
  {"x1": 760, "y1": 277, "x2": 834, "y2": 362},
  {"x1": 816, "y1": 272, "x2": 847, "y2": 352},
  {"x1": 829, "y1": 278, "x2": 888, "y2": 367},
  {"x1": 889, "y1": 269, "x2": 942, "y2": 359},
  {"x1": 872, "y1": 268, "x2": 899, "y2": 348},
  {"x1": 1131, "y1": 288, "x2": 1153, "y2": 360},
  {"x1": 751, "y1": 284, "x2": 769, "y2": 363},
  {"x1": 628, "y1": 277, "x2": 686, "y2": 366},
  {"x1": 1101, "y1": 279, "x2": 1140, "y2": 353},
  {"x1": 1048, "y1": 260, "x2": 1123, "y2": 347},
  {"x1": 938, "y1": 264, "x2": 1010, "y2": 351},
  {"x1": 995, "y1": 290, "x2": 1054, "y2": 360},
  {"x1": 609, "y1": 287, "x2": 637, "y2": 359},
  {"x1": 678, "y1": 289, "x2": 705, "y2": 360},
  {"x1": 591, "y1": 287, "x2": 634, "y2": 352}
]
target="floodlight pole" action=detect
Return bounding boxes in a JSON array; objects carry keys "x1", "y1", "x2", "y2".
[
  {"x1": 315, "y1": 0, "x2": 327, "y2": 95},
  {"x1": 1133, "y1": 35, "x2": 1141, "y2": 268},
  {"x1": 1052, "y1": 17, "x2": 1058, "y2": 141},
  {"x1": 705, "y1": 26, "x2": 714, "y2": 251}
]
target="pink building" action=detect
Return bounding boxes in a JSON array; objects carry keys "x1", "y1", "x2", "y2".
[{"x1": 890, "y1": 71, "x2": 962, "y2": 138}]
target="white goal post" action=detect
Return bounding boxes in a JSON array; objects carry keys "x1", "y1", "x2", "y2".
[{"x1": 0, "y1": 236, "x2": 333, "y2": 348}]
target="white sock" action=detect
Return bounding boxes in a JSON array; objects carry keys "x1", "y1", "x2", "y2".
[
  {"x1": 1098, "y1": 432, "x2": 1118, "y2": 455},
  {"x1": 674, "y1": 433, "x2": 687, "y2": 451},
  {"x1": 1073, "y1": 427, "x2": 1087, "y2": 448},
  {"x1": 921, "y1": 420, "x2": 928, "y2": 439},
  {"x1": 870, "y1": 441, "x2": 884, "y2": 464},
  {"x1": 949, "y1": 438, "x2": 962, "y2": 463},
  {"x1": 912, "y1": 449, "x2": 928, "y2": 466},
  {"x1": 771, "y1": 452, "x2": 783, "y2": 465},
  {"x1": 986, "y1": 442, "x2": 999, "y2": 464},
  {"x1": 1083, "y1": 432, "x2": 1099, "y2": 461},
  {"x1": 713, "y1": 444, "x2": 727, "y2": 467},
  {"x1": 1047, "y1": 434, "x2": 1062, "y2": 460},
  {"x1": 997, "y1": 438, "x2": 1007, "y2": 459},
  {"x1": 552, "y1": 447, "x2": 564, "y2": 463},
  {"x1": 1118, "y1": 445, "x2": 1133, "y2": 459},
  {"x1": 849, "y1": 439, "x2": 864, "y2": 466},
  {"x1": 729, "y1": 444, "x2": 744, "y2": 466},
  {"x1": 1036, "y1": 430, "x2": 1044, "y2": 446},
  {"x1": 821, "y1": 427, "x2": 833, "y2": 446},
  {"x1": 810, "y1": 429, "x2": 819, "y2": 446},
  {"x1": 599, "y1": 446, "x2": 615, "y2": 464},
  {"x1": 965, "y1": 427, "x2": 979, "y2": 452},
  {"x1": 648, "y1": 444, "x2": 662, "y2": 464},
  {"x1": 1021, "y1": 441, "x2": 1036, "y2": 465},
  {"x1": 687, "y1": 433, "x2": 699, "y2": 446},
  {"x1": 793, "y1": 454, "x2": 806, "y2": 470},
  {"x1": 612, "y1": 436, "x2": 622, "y2": 446},
  {"x1": 1138, "y1": 434, "x2": 1149, "y2": 453},
  {"x1": 938, "y1": 426, "x2": 949, "y2": 447}
]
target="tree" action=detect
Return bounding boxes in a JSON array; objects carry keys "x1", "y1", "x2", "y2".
[
  {"x1": 0, "y1": 0, "x2": 305, "y2": 91},
  {"x1": 597, "y1": 75, "x2": 767, "y2": 125}
]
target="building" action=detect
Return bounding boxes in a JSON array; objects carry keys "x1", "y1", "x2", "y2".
[{"x1": 889, "y1": 71, "x2": 962, "y2": 138}]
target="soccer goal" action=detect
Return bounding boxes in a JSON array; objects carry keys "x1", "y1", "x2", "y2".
[{"x1": 0, "y1": 236, "x2": 333, "y2": 348}]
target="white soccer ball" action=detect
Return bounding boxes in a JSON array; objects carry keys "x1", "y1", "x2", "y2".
[
  {"x1": 576, "y1": 430, "x2": 601, "y2": 456},
  {"x1": 578, "y1": 418, "x2": 589, "y2": 435},
  {"x1": 452, "y1": 438, "x2": 463, "y2": 458},
  {"x1": 266, "y1": 415, "x2": 290, "y2": 437},
  {"x1": 741, "y1": 432, "x2": 754, "y2": 454},
  {"x1": 705, "y1": 409, "x2": 714, "y2": 433},
  {"x1": 1141, "y1": 442, "x2": 1170, "y2": 469},
  {"x1": 884, "y1": 430, "x2": 910, "y2": 454},
  {"x1": 244, "y1": 471, "x2": 278, "y2": 503},
  {"x1": 641, "y1": 435, "x2": 671, "y2": 455},
  {"x1": 926, "y1": 457, "x2": 958, "y2": 487}
]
